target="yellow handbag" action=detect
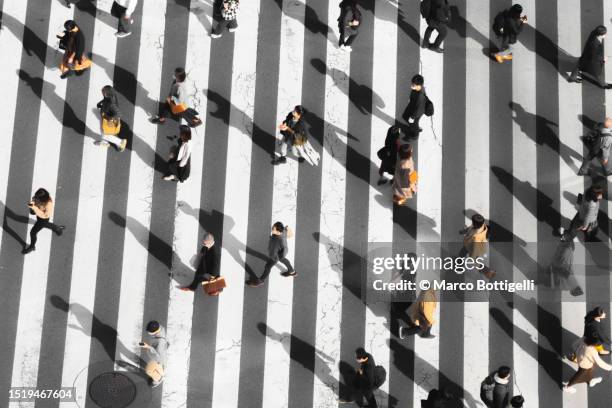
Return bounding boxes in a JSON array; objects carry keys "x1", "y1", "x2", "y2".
[
  {"x1": 102, "y1": 117, "x2": 121, "y2": 135},
  {"x1": 145, "y1": 361, "x2": 164, "y2": 382}
]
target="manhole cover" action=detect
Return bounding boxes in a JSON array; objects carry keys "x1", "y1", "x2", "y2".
[{"x1": 89, "y1": 372, "x2": 137, "y2": 408}]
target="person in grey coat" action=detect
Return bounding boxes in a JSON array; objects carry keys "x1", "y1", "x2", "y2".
[
  {"x1": 563, "y1": 186, "x2": 603, "y2": 241},
  {"x1": 549, "y1": 234, "x2": 583, "y2": 296},
  {"x1": 578, "y1": 118, "x2": 612, "y2": 176},
  {"x1": 248, "y1": 222, "x2": 295, "y2": 287},
  {"x1": 480, "y1": 366, "x2": 511, "y2": 408},
  {"x1": 140, "y1": 321, "x2": 168, "y2": 387},
  {"x1": 570, "y1": 25, "x2": 610, "y2": 88},
  {"x1": 338, "y1": 0, "x2": 361, "y2": 51}
]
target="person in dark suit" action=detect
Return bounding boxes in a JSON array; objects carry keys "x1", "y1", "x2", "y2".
[
  {"x1": 340, "y1": 348, "x2": 379, "y2": 407},
  {"x1": 338, "y1": 0, "x2": 361, "y2": 51},
  {"x1": 180, "y1": 233, "x2": 219, "y2": 291},
  {"x1": 492, "y1": 4, "x2": 527, "y2": 63},
  {"x1": 403, "y1": 75, "x2": 426, "y2": 134},
  {"x1": 422, "y1": 0, "x2": 451, "y2": 53},
  {"x1": 570, "y1": 25, "x2": 610, "y2": 88}
]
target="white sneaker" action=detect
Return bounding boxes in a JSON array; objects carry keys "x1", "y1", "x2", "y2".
[
  {"x1": 563, "y1": 385, "x2": 576, "y2": 394},
  {"x1": 94, "y1": 141, "x2": 110, "y2": 148},
  {"x1": 211, "y1": 33, "x2": 222, "y2": 38},
  {"x1": 343, "y1": 45, "x2": 352, "y2": 52},
  {"x1": 228, "y1": 27, "x2": 237, "y2": 32},
  {"x1": 115, "y1": 31, "x2": 132, "y2": 38},
  {"x1": 589, "y1": 377, "x2": 602, "y2": 387},
  {"x1": 163, "y1": 175, "x2": 176, "y2": 181}
]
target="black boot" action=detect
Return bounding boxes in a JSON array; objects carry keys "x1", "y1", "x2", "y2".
[{"x1": 55, "y1": 226, "x2": 65, "y2": 236}]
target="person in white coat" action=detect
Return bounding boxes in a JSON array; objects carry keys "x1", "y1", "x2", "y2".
[{"x1": 111, "y1": 0, "x2": 138, "y2": 38}]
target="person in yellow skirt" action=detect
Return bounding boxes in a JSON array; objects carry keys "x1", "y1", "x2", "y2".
[{"x1": 58, "y1": 20, "x2": 91, "y2": 79}]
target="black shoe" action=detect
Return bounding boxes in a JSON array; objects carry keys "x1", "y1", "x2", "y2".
[
  {"x1": 606, "y1": 84, "x2": 612, "y2": 90},
  {"x1": 55, "y1": 226, "x2": 65, "y2": 236},
  {"x1": 281, "y1": 270, "x2": 297, "y2": 277},
  {"x1": 569, "y1": 77, "x2": 582, "y2": 83},
  {"x1": 60, "y1": 71, "x2": 72, "y2": 79},
  {"x1": 272, "y1": 156, "x2": 287, "y2": 165},
  {"x1": 421, "y1": 39, "x2": 430, "y2": 49},
  {"x1": 377, "y1": 178, "x2": 387, "y2": 185},
  {"x1": 149, "y1": 116, "x2": 166, "y2": 124},
  {"x1": 298, "y1": 157, "x2": 305, "y2": 163},
  {"x1": 429, "y1": 45, "x2": 444, "y2": 53},
  {"x1": 247, "y1": 279, "x2": 263, "y2": 287},
  {"x1": 570, "y1": 286, "x2": 584, "y2": 297},
  {"x1": 577, "y1": 169, "x2": 589, "y2": 176},
  {"x1": 22, "y1": 245, "x2": 35, "y2": 254}
]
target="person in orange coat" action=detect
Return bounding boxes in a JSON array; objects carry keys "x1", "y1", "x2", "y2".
[
  {"x1": 392, "y1": 144, "x2": 417, "y2": 205},
  {"x1": 399, "y1": 288, "x2": 437, "y2": 339},
  {"x1": 58, "y1": 20, "x2": 92, "y2": 79}
]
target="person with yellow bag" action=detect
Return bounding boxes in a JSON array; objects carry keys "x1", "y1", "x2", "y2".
[
  {"x1": 140, "y1": 321, "x2": 168, "y2": 387},
  {"x1": 583, "y1": 307, "x2": 611, "y2": 355},
  {"x1": 96, "y1": 86, "x2": 127, "y2": 151},
  {"x1": 150, "y1": 67, "x2": 189, "y2": 125},
  {"x1": 58, "y1": 20, "x2": 92, "y2": 79},
  {"x1": 392, "y1": 144, "x2": 417, "y2": 206}
]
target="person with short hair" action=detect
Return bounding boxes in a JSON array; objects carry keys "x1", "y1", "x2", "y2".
[
  {"x1": 337, "y1": 0, "x2": 361, "y2": 51},
  {"x1": 140, "y1": 321, "x2": 169, "y2": 387},
  {"x1": 163, "y1": 125, "x2": 192, "y2": 182},
  {"x1": 422, "y1": 0, "x2": 451, "y2": 53},
  {"x1": 402, "y1": 75, "x2": 426, "y2": 134},
  {"x1": 111, "y1": 0, "x2": 137, "y2": 38},
  {"x1": 58, "y1": 20, "x2": 92, "y2": 79},
  {"x1": 211, "y1": 0, "x2": 239, "y2": 38},
  {"x1": 578, "y1": 117, "x2": 612, "y2": 176},
  {"x1": 569, "y1": 25, "x2": 610, "y2": 88},
  {"x1": 273, "y1": 105, "x2": 307, "y2": 165},
  {"x1": 22, "y1": 188, "x2": 65, "y2": 254},
  {"x1": 180, "y1": 233, "x2": 219, "y2": 291},
  {"x1": 248, "y1": 222, "x2": 295, "y2": 287},
  {"x1": 563, "y1": 336, "x2": 612, "y2": 393},
  {"x1": 339, "y1": 347, "x2": 379, "y2": 407},
  {"x1": 563, "y1": 185, "x2": 603, "y2": 241},
  {"x1": 492, "y1": 4, "x2": 527, "y2": 63},
  {"x1": 151, "y1": 67, "x2": 190, "y2": 125},
  {"x1": 481, "y1": 366, "x2": 512, "y2": 408}
]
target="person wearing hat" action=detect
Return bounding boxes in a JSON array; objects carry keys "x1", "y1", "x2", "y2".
[
  {"x1": 140, "y1": 321, "x2": 168, "y2": 387},
  {"x1": 402, "y1": 75, "x2": 426, "y2": 134},
  {"x1": 570, "y1": 25, "x2": 610, "y2": 88},
  {"x1": 492, "y1": 4, "x2": 527, "y2": 63}
]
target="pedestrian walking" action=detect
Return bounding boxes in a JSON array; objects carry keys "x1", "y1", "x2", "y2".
[
  {"x1": 248, "y1": 222, "x2": 296, "y2": 287},
  {"x1": 392, "y1": 144, "x2": 418, "y2": 205},
  {"x1": 140, "y1": 321, "x2": 168, "y2": 387},
  {"x1": 492, "y1": 4, "x2": 527, "y2": 63},
  {"x1": 211, "y1": 0, "x2": 239, "y2": 38},
  {"x1": 563, "y1": 336, "x2": 612, "y2": 393},
  {"x1": 578, "y1": 118, "x2": 612, "y2": 176},
  {"x1": 163, "y1": 125, "x2": 192, "y2": 182},
  {"x1": 58, "y1": 20, "x2": 92, "y2": 79},
  {"x1": 562, "y1": 185, "x2": 603, "y2": 241},
  {"x1": 583, "y1": 307, "x2": 611, "y2": 355},
  {"x1": 399, "y1": 288, "x2": 437, "y2": 339},
  {"x1": 376, "y1": 125, "x2": 402, "y2": 185},
  {"x1": 22, "y1": 188, "x2": 65, "y2": 254},
  {"x1": 95, "y1": 85, "x2": 127, "y2": 151},
  {"x1": 480, "y1": 366, "x2": 511, "y2": 408},
  {"x1": 458, "y1": 213, "x2": 496, "y2": 278},
  {"x1": 272, "y1": 105, "x2": 307, "y2": 165},
  {"x1": 402, "y1": 75, "x2": 426, "y2": 134},
  {"x1": 421, "y1": 0, "x2": 451, "y2": 53},
  {"x1": 111, "y1": 0, "x2": 137, "y2": 38},
  {"x1": 569, "y1": 25, "x2": 611, "y2": 88},
  {"x1": 549, "y1": 234, "x2": 583, "y2": 296},
  {"x1": 151, "y1": 67, "x2": 190, "y2": 125},
  {"x1": 339, "y1": 347, "x2": 385, "y2": 407},
  {"x1": 180, "y1": 233, "x2": 219, "y2": 291},
  {"x1": 338, "y1": 0, "x2": 361, "y2": 51}
]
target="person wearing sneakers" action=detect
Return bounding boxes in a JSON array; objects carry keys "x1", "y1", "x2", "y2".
[
  {"x1": 337, "y1": 0, "x2": 361, "y2": 51},
  {"x1": 583, "y1": 307, "x2": 611, "y2": 355},
  {"x1": 248, "y1": 222, "x2": 295, "y2": 287},
  {"x1": 569, "y1": 26, "x2": 610, "y2": 88},
  {"x1": 151, "y1": 67, "x2": 189, "y2": 125},
  {"x1": 180, "y1": 233, "x2": 219, "y2": 292},
  {"x1": 111, "y1": 0, "x2": 137, "y2": 38},
  {"x1": 163, "y1": 125, "x2": 192, "y2": 182},
  {"x1": 211, "y1": 0, "x2": 239, "y2": 38},
  {"x1": 273, "y1": 105, "x2": 307, "y2": 165},
  {"x1": 140, "y1": 321, "x2": 168, "y2": 388},
  {"x1": 492, "y1": 4, "x2": 527, "y2": 64},
  {"x1": 96, "y1": 85, "x2": 127, "y2": 152},
  {"x1": 22, "y1": 188, "x2": 65, "y2": 254},
  {"x1": 563, "y1": 335, "x2": 612, "y2": 393},
  {"x1": 421, "y1": 0, "x2": 451, "y2": 53}
]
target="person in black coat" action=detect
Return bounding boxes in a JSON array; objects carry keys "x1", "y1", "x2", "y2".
[
  {"x1": 58, "y1": 20, "x2": 91, "y2": 78},
  {"x1": 583, "y1": 307, "x2": 611, "y2": 354},
  {"x1": 377, "y1": 125, "x2": 402, "y2": 185},
  {"x1": 180, "y1": 233, "x2": 219, "y2": 291},
  {"x1": 492, "y1": 4, "x2": 527, "y2": 63},
  {"x1": 340, "y1": 348, "x2": 378, "y2": 407},
  {"x1": 569, "y1": 25, "x2": 610, "y2": 88},
  {"x1": 403, "y1": 74, "x2": 426, "y2": 134},
  {"x1": 338, "y1": 0, "x2": 361, "y2": 51},
  {"x1": 422, "y1": 0, "x2": 451, "y2": 53},
  {"x1": 273, "y1": 105, "x2": 307, "y2": 165}
]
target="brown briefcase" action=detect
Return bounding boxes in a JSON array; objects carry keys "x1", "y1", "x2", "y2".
[{"x1": 202, "y1": 277, "x2": 226, "y2": 296}]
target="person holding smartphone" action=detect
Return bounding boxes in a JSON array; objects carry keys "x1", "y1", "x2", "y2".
[{"x1": 140, "y1": 321, "x2": 168, "y2": 387}]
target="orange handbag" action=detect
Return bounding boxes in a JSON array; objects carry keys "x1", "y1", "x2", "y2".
[
  {"x1": 102, "y1": 117, "x2": 121, "y2": 135},
  {"x1": 202, "y1": 276, "x2": 227, "y2": 296},
  {"x1": 409, "y1": 170, "x2": 419, "y2": 184},
  {"x1": 169, "y1": 98, "x2": 187, "y2": 115}
]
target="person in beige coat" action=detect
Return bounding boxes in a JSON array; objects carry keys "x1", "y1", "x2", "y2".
[
  {"x1": 399, "y1": 288, "x2": 437, "y2": 339},
  {"x1": 563, "y1": 336, "x2": 612, "y2": 393},
  {"x1": 392, "y1": 144, "x2": 417, "y2": 206}
]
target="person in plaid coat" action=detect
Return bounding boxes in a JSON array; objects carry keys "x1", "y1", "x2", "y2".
[{"x1": 211, "y1": 0, "x2": 239, "y2": 38}]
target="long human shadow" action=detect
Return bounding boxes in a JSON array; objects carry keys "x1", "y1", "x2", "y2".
[
  {"x1": 73, "y1": 0, "x2": 120, "y2": 31},
  {"x1": 176, "y1": 201, "x2": 269, "y2": 281},
  {"x1": 490, "y1": 307, "x2": 568, "y2": 386},
  {"x1": 447, "y1": 5, "x2": 498, "y2": 60},
  {"x1": 50, "y1": 295, "x2": 143, "y2": 366},
  {"x1": 115, "y1": 120, "x2": 169, "y2": 175},
  {"x1": 0, "y1": 200, "x2": 32, "y2": 248},
  {"x1": 17, "y1": 69, "x2": 99, "y2": 140},
  {"x1": 519, "y1": 24, "x2": 574, "y2": 81},
  {"x1": 357, "y1": 0, "x2": 420, "y2": 45},
  {"x1": 107, "y1": 211, "x2": 192, "y2": 285},
  {"x1": 509, "y1": 102, "x2": 582, "y2": 174},
  {"x1": 268, "y1": 0, "x2": 333, "y2": 40},
  {"x1": 310, "y1": 58, "x2": 394, "y2": 126},
  {"x1": 388, "y1": 337, "x2": 481, "y2": 408},
  {"x1": 188, "y1": 0, "x2": 216, "y2": 33}
]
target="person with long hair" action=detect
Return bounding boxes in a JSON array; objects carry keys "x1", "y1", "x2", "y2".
[
  {"x1": 96, "y1": 85, "x2": 127, "y2": 151},
  {"x1": 150, "y1": 67, "x2": 189, "y2": 125},
  {"x1": 22, "y1": 188, "x2": 65, "y2": 254},
  {"x1": 273, "y1": 105, "x2": 307, "y2": 165},
  {"x1": 392, "y1": 143, "x2": 417, "y2": 205},
  {"x1": 563, "y1": 336, "x2": 612, "y2": 393},
  {"x1": 58, "y1": 20, "x2": 92, "y2": 79},
  {"x1": 584, "y1": 307, "x2": 611, "y2": 355},
  {"x1": 163, "y1": 125, "x2": 192, "y2": 182},
  {"x1": 569, "y1": 25, "x2": 610, "y2": 88}
]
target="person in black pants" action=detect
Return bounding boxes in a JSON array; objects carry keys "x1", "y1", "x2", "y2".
[
  {"x1": 376, "y1": 125, "x2": 402, "y2": 185},
  {"x1": 422, "y1": 0, "x2": 451, "y2": 53},
  {"x1": 570, "y1": 25, "x2": 610, "y2": 88},
  {"x1": 180, "y1": 233, "x2": 219, "y2": 291},
  {"x1": 340, "y1": 348, "x2": 378, "y2": 407},
  {"x1": 248, "y1": 222, "x2": 295, "y2": 287},
  {"x1": 22, "y1": 188, "x2": 65, "y2": 254},
  {"x1": 403, "y1": 74, "x2": 426, "y2": 134},
  {"x1": 338, "y1": 0, "x2": 361, "y2": 51}
]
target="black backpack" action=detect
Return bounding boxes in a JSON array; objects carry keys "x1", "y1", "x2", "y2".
[
  {"x1": 424, "y1": 96, "x2": 434, "y2": 117},
  {"x1": 373, "y1": 365, "x2": 387, "y2": 389},
  {"x1": 420, "y1": 0, "x2": 432, "y2": 19}
]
